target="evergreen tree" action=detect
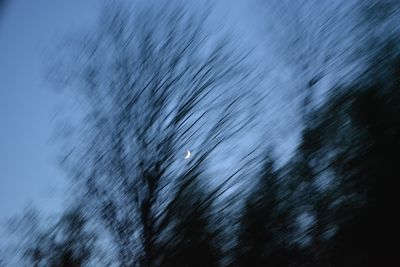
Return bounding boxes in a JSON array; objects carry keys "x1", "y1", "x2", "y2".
[
  {"x1": 159, "y1": 172, "x2": 220, "y2": 267},
  {"x1": 294, "y1": 41, "x2": 400, "y2": 265},
  {"x1": 235, "y1": 152, "x2": 290, "y2": 267}
]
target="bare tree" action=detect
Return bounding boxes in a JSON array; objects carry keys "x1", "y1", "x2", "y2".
[{"x1": 56, "y1": 2, "x2": 259, "y2": 266}]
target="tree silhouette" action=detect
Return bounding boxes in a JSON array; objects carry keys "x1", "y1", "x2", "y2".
[
  {"x1": 159, "y1": 168, "x2": 220, "y2": 267},
  {"x1": 290, "y1": 39, "x2": 400, "y2": 265},
  {"x1": 235, "y1": 151, "x2": 291, "y2": 267},
  {"x1": 8, "y1": 208, "x2": 97, "y2": 267},
  {"x1": 55, "y1": 2, "x2": 257, "y2": 266}
]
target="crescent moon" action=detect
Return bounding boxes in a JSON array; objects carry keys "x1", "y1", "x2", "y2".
[{"x1": 184, "y1": 150, "x2": 191, "y2": 159}]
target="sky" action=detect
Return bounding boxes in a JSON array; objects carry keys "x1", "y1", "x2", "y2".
[
  {"x1": 0, "y1": 0, "x2": 99, "y2": 221},
  {"x1": 0, "y1": 0, "x2": 302, "y2": 223}
]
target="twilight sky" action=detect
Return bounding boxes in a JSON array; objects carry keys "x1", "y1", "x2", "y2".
[
  {"x1": 0, "y1": 0, "x2": 99, "y2": 220},
  {"x1": 0, "y1": 0, "x2": 302, "y2": 222}
]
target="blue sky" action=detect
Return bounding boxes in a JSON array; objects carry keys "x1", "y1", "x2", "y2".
[
  {"x1": 0, "y1": 0, "x2": 98, "y2": 220},
  {"x1": 0, "y1": 0, "x2": 303, "y2": 222}
]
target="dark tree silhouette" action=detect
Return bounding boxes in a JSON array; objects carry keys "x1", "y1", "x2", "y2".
[
  {"x1": 235, "y1": 151, "x2": 291, "y2": 267},
  {"x1": 7, "y1": 208, "x2": 97, "y2": 267},
  {"x1": 55, "y1": 2, "x2": 257, "y2": 266},
  {"x1": 289, "y1": 39, "x2": 400, "y2": 265},
  {"x1": 159, "y1": 169, "x2": 220, "y2": 267}
]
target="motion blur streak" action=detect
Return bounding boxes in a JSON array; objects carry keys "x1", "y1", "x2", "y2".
[{"x1": 1, "y1": 0, "x2": 399, "y2": 266}]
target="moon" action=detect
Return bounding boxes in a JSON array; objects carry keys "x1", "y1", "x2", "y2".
[{"x1": 184, "y1": 150, "x2": 191, "y2": 159}]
